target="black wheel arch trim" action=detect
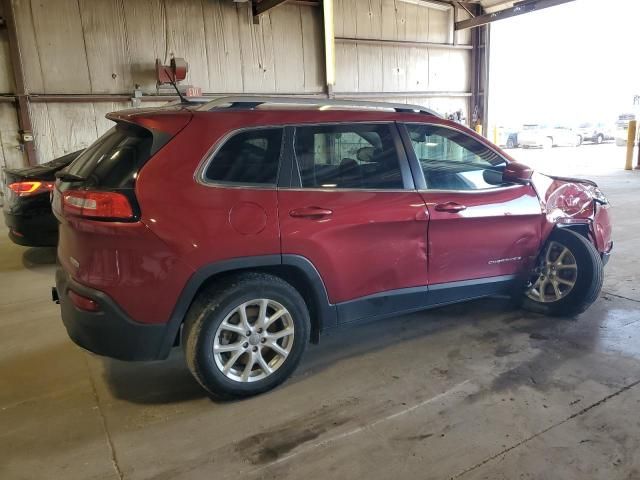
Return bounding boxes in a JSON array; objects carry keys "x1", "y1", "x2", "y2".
[{"x1": 157, "y1": 254, "x2": 337, "y2": 359}]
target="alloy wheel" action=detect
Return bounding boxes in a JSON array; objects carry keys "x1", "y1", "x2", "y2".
[
  {"x1": 213, "y1": 299, "x2": 295, "y2": 382},
  {"x1": 526, "y1": 241, "x2": 578, "y2": 303}
]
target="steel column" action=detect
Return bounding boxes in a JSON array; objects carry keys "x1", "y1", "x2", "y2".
[
  {"x1": 455, "y1": 0, "x2": 576, "y2": 31},
  {"x1": 2, "y1": 0, "x2": 36, "y2": 166},
  {"x1": 252, "y1": 0, "x2": 289, "y2": 23}
]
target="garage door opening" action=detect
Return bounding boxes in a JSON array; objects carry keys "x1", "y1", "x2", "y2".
[{"x1": 488, "y1": 0, "x2": 640, "y2": 176}]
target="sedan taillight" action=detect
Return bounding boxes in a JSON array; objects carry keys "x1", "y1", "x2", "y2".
[
  {"x1": 62, "y1": 190, "x2": 134, "y2": 220},
  {"x1": 8, "y1": 181, "x2": 55, "y2": 197}
]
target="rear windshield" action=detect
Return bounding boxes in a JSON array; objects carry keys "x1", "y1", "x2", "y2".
[{"x1": 65, "y1": 124, "x2": 153, "y2": 189}]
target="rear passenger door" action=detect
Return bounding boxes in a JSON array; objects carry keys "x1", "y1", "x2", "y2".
[{"x1": 278, "y1": 123, "x2": 429, "y2": 322}]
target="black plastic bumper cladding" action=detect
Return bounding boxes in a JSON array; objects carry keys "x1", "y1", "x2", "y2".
[
  {"x1": 4, "y1": 209, "x2": 58, "y2": 247},
  {"x1": 56, "y1": 268, "x2": 168, "y2": 361}
]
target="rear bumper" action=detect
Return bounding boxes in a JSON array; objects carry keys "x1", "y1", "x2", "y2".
[
  {"x1": 3, "y1": 211, "x2": 58, "y2": 247},
  {"x1": 55, "y1": 268, "x2": 172, "y2": 361}
]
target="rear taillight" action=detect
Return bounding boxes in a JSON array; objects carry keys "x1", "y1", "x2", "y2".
[
  {"x1": 9, "y1": 181, "x2": 55, "y2": 197},
  {"x1": 62, "y1": 190, "x2": 133, "y2": 220}
]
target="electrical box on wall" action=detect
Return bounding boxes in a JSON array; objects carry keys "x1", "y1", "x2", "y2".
[
  {"x1": 155, "y1": 57, "x2": 188, "y2": 85},
  {"x1": 155, "y1": 57, "x2": 201, "y2": 97}
]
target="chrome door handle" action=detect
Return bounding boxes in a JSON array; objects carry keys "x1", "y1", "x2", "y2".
[
  {"x1": 434, "y1": 202, "x2": 467, "y2": 213},
  {"x1": 289, "y1": 207, "x2": 333, "y2": 218}
]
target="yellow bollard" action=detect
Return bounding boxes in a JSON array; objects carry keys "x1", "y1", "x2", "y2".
[
  {"x1": 475, "y1": 124, "x2": 483, "y2": 136},
  {"x1": 625, "y1": 120, "x2": 636, "y2": 170}
]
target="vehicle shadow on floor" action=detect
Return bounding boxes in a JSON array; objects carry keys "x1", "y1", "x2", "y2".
[
  {"x1": 101, "y1": 351, "x2": 207, "y2": 404},
  {"x1": 22, "y1": 246, "x2": 56, "y2": 269},
  {"x1": 100, "y1": 294, "x2": 610, "y2": 406},
  {"x1": 293, "y1": 297, "x2": 524, "y2": 381},
  {"x1": 99, "y1": 297, "x2": 529, "y2": 405}
]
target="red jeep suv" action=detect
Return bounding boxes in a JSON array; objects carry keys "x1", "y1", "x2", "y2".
[{"x1": 52, "y1": 97, "x2": 613, "y2": 398}]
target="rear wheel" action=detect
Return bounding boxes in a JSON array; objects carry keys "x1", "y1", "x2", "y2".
[
  {"x1": 543, "y1": 137, "x2": 553, "y2": 149},
  {"x1": 506, "y1": 138, "x2": 515, "y2": 149},
  {"x1": 522, "y1": 229, "x2": 603, "y2": 316},
  {"x1": 596, "y1": 134, "x2": 604, "y2": 144},
  {"x1": 183, "y1": 272, "x2": 310, "y2": 398}
]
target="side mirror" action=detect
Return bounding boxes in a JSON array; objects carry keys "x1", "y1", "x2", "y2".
[{"x1": 503, "y1": 162, "x2": 533, "y2": 184}]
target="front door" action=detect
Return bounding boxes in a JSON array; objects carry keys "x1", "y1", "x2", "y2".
[
  {"x1": 401, "y1": 122, "x2": 543, "y2": 287},
  {"x1": 278, "y1": 123, "x2": 429, "y2": 323}
]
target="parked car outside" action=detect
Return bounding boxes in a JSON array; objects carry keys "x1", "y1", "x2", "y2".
[
  {"x1": 495, "y1": 127, "x2": 519, "y2": 149},
  {"x1": 3, "y1": 150, "x2": 82, "y2": 246},
  {"x1": 614, "y1": 113, "x2": 638, "y2": 146},
  {"x1": 52, "y1": 97, "x2": 613, "y2": 399},
  {"x1": 576, "y1": 122, "x2": 614, "y2": 145},
  {"x1": 518, "y1": 124, "x2": 581, "y2": 148}
]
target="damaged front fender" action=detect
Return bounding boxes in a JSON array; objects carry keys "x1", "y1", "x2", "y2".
[{"x1": 531, "y1": 172, "x2": 613, "y2": 254}]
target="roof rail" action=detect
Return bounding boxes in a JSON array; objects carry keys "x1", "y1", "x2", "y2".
[{"x1": 196, "y1": 96, "x2": 441, "y2": 117}]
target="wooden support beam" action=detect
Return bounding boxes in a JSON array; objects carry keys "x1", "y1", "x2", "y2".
[{"x1": 336, "y1": 37, "x2": 472, "y2": 50}]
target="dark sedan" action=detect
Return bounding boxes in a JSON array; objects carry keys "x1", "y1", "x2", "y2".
[{"x1": 3, "y1": 150, "x2": 82, "y2": 246}]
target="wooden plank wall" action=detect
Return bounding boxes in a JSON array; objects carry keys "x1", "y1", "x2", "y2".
[
  {"x1": 10, "y1": 0, "x2": 325, "y2": 163},
  {"x1": 6, "y1": 0, "x2": 473, "y2": 164},
  {"x1": 333, "y1": 0, "x2": 471, "y2": 118},
  {"x1": 28, "y1": 101, "x2": 168, "y2": 165},
  {"x1": 12, "y1": 0, "x2": 324, "y2": 95}
]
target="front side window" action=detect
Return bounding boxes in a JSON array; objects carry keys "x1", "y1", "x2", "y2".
[
  {"x1": 294, "y1": 124, "x2": 404, "y2": 190},
  {"x1": 405, "y1": 124, "x2": 508, "y2": 191},
  {"x1": 204, "y1": 128, "x2": 283, "y2": 186}
]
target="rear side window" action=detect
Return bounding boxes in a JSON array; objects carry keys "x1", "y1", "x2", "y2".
[
  {"x1": 204, "y1": 128, "x2": 283, "y2": 186},
  {"x1": 293, "y1": 124, "x2": 404, "y2": 189},
  {"x1": 66, "y1": 125, "x2": 153, "y2": 189}
]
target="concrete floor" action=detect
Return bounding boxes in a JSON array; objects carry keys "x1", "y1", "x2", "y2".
[{"x1": 1, "y1": 165, "x2": 639, "y2": 479}]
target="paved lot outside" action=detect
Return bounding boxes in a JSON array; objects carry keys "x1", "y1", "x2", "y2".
[
  {"x1": 1, "y1": 145, "x2": 639, "y2": 479},
  {"x1": 506, "y1": 141, "x2": 631, "y2": 176}
]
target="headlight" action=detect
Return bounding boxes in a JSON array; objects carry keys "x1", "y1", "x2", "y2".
[{"x1": 586, "y1": 185, "x2": 609, "y2": 205}]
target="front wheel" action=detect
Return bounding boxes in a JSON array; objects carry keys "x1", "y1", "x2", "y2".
[
  {"x1": 182, "y1": 272, "x2": 310, "y2": 398},
  {"x1": 543, "y1": 137, "x2": 554, "y2": 149},
  {"x1": 522, "y1": 229, "x2": 603, "y2": 316},
  {"x1": 596, "y1": 134, "x2": 604, "y2": 145}
]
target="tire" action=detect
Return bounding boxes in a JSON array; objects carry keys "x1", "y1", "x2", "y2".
[
  {"x1": 182, "y1": 272, "x2": 310, "y2": 399},
  {"x1": 506, "y1": 138, "x2": 515, "y2": 149},
  {"x1": 575, "y1": 135, "x2": 582, "y2": 147},
  {"x1": 522, "y1": 229, "x2": 603, "y2": 316},
  {"x1": 596, "y1": 134, "x2": 604, "y2": 145},
  {"x1": 543, "y1": 137, "x2": 553, "y2": 149}
]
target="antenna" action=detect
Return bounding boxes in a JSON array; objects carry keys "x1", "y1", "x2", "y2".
[
  {"x1": 163, "y1": 66, "x2": 189, "y2": 104},
  {"x1": 156, "y1": 58, "x2": 191, "y2": 104}
]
